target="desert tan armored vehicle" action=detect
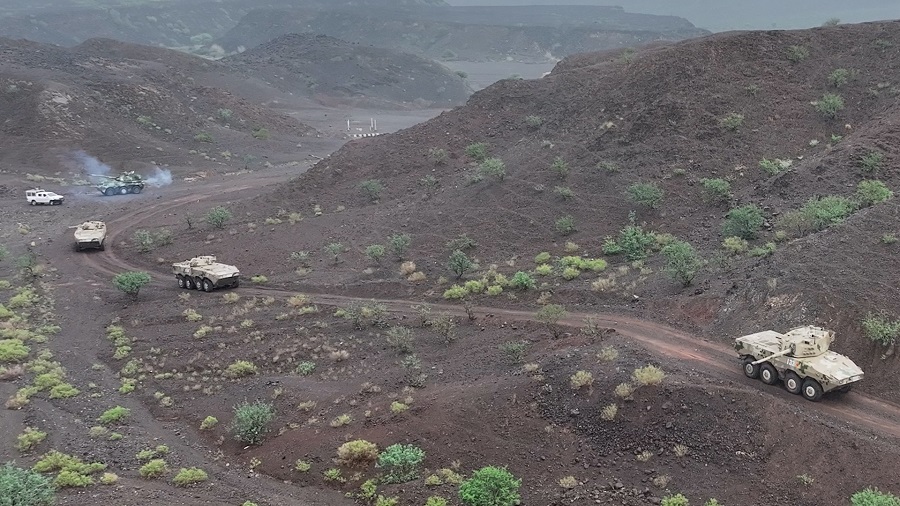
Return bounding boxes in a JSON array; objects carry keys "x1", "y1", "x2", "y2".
[
  {"x1": 172, "y1": 256, "x2": 240, "y2": 291},
  {"x1": 735, "y1": 325, "x2": 863, "y2": 401},
  {"x1": 73, "y1": 221, "x2": 107, "y2": 251}
]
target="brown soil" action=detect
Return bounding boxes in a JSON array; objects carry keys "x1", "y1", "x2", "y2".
[{"x1": 3, "y1": 19, "x2": 900, "y2": 506}]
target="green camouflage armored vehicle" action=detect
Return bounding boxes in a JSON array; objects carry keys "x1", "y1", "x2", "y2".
[
  {"x1": 172, "y1": 256, "x2": 240, "y2": 291},
  {"x1": 91, "y1": 171, "x2": 145, "y2": 196},
  {"x1": 735, "y1": 325, "x2": 863, "y2": 401}
]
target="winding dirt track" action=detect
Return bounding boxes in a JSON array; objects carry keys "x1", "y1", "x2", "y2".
[{"x1": 77, "y1": 168, "x2": 900, "y2": 442}]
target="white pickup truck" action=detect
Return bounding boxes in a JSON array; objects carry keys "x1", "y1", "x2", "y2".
[{"x1": 25, "y1": 188, "x2": 64, "y2": 205}]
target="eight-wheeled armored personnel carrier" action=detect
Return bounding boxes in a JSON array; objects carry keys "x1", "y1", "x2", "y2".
[
  {"x1": 73, "y1": 221, "x2": 107, "y2": 251},
  {"x1": 91, "y1": 171, "x2": 146, "y2": 196},
  {"x1": 172, "y1": 256, "x2": 240, "y2": 291},
  {"x1": 735, "y1": 325, "x2": 863, "y2": 401}
]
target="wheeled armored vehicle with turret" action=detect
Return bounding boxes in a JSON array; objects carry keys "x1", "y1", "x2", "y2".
[
  {"x1": 73, "y1": 221, "x2": 106, "y2": 251},
  {"x1": 735, "y1": 325, "x2": 863, "y2": 401},
  {"x1": 91, "y1": 171, "x2": 145, "y2": 196},
  {"x1": 172, "y1": 256, "x2": 240, "y2": 292}
]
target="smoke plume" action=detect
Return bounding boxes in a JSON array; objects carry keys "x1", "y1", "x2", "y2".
[
  {"x1": 145, "y1": 166, "x2": 173, "y2": 187},
  {"x1": 74, "y1": 150, "x2": 113, "y2": 176}
]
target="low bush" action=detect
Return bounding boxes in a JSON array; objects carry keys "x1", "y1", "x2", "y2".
[
  {"x1": 230, "y1": 400, "x2": 275, "y2": 445},
  {"x1": 459, "y1": 466, "x2": 521, "y2": 506},
  {"x1": 337, "y1": 440, "x2": 379, "y2": 466},
  {"x1": 722, "y1": 205, "x2": 764, "y2": 239},
  {"x1": 139, "y1": 459, "x2": 168, "y2": 478},
  {"x1": 377, "y1": 444, "x2": 426, "y2": 484},
  {"x1": 626, "y1": 182, "x2": 663, "y2": 209},
  {"x1": 856, "y1": 180, "x2": 893, "y2": 207},
  {"x1": 0, "y1": 462, "x2": 55, "y2": 505},
  {"x1": 172, "y1": 467, "x2": 208, "y2": 486},
  {"x1": 555, "y1": 215, "x2": 576, "y2": 235},
  {"x1": 814, "y1": 93, "x2": 845, "y2": 119},
  {"x1": 98, "y1": 406, "x2": 130, "y2": 425},
  {"x1": 0, "y1": 338, "x2": 29, "y2": 363},
  {"x1": 225, "y1": 360, "x2": 258, "y2": 378},
  {"x1": 700, "y1": 178, "x2": 731, "y2": 203},
  {"x1": 632, "y1": 365, "x2": 666, "y2": 386}
]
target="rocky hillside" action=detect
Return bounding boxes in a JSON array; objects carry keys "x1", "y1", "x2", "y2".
[
  {"x1": 0, "y1": 37, "x2": 314, "y2": 172},
  {"x1": 217, "y1": 6, "x2": 708, "y2": 62},
  {"x1": 222, "y1": 33, "x2": 471, "y2": 108},
  {"x1": 223, "y1": 22, "x2": 900, "y2": 399}
]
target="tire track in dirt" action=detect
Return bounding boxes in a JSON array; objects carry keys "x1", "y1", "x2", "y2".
[{"x1": 75, "y1": 169, "x2": 900, "y2": 443}]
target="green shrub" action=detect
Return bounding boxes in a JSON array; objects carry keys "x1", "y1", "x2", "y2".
[
  {"x1": 479, "y1": 158, "x2": 506, "y2": 181},
  {"x1": 700, "y1": 178, "x2": 731, "y2": 203},
  {"x1": 0, "y1": 338, "x2": 29, "y2": 363},
  {"x1": 459, "y1": 466, "x2": 521, "y2": 506},
  {"x1": 618, "y1": 213, "x2": 655, "y2": 260},
  {"x1": 251, "y1": 127, "x2": 270, "y2": 140},
  {"x1": 98, "y1": 406, "x2": 130, "y2": 425},
  {"x1": 749, "y1": 242, "x2": 777, "y2": 258},
  {"x1": 359, "y1": 180, "x2": 384, "y2": 202},
  {"x1": 722, "y1": 236, "x2": 749, "y2": 256},
  {"x1": 112, "y1": 271, "x2": 151, "y2": 298},
  {"x1": 463, "y1": 279, "x2": 485, "y2": 294},
  {"x1": 661, "y1": 240, "x2": 703, "y2": 287},
  {"x1": 534, "y1": 264, "x2": 553, "y2": 276},
  {"x1": 486, "y1": 285, "x2": 503, "y2": 296},
  {"x1": 800, "y1": 195, "x2": 856, "y2": 230},
  {"x1": 550, "y1": 157, "x2": 570, "y2": 178},
  {"x1": 296, "y1": 361, "x2": 316, "y2": 376},
  {"x1": 856, "y1": 180, "x2": 893, "y2": 207},
  {"x1": 225, "y1": 360, "x2": 258, "y2": 378},
  {"x1": 48, "y1": 383, "x2": 80, "y2": 399},
  {"x1": 199, "y1": 416, "x2": 218, "y2": 430},
  {"x1": 389, "y1": 233, "x2": 412, "y2": 259},
  {"x1": 851, "y1": 487, "x2": 900, "y2": 506},
  {"x1": 882, "y1": 234, "x2": 898, "y2": 244},
  {"x1": 465, "y1": 142, "x2": 489, "y2": 162},
  {"x1": 426, "y1": 497, "x2": 449, "y2": 506},
  {"x1": 194, "y1": 132, "x2": 213, "y2": 142},
  {"x1": 555, "y1": 215, "x2": 576, "y2": 235},
  {"x1": 554, "y1": 186, "x2": 575, "y2": 200},
  {"x1": 216, "y1": 108, "x2": 233, "y2": 121},
  {"x1": 230, "y1": 400, "x2": 275, "y2": 445},
  {"x1": 139, "y1": 459, "x2": 168, "y2": 478},
  {"x1": 814, "y1": 93, "x2": 845, "y2": 119},
  {"x1": 509, "y1": 271, "x2": 536, "y2": 290},
  {"x1": 206, "y1": 206, "x2": 232, "y2": 228},
  {"x1": 828, "y1": 68, "x2": 851, "y2": 87},
  {"x1": 173, "y1": 467, "x2": 208, "y2": 486},
  {"x1": 54, "y1": 470, "x2": 93, "y2": 488},
  {"x1": 626, "y1": 182, "x2": 663, "y2": 209},
  {"x1": 525, "y1": 115, "x2": 543, "y2": 128},
  {"x1": 16, "y1": 427, "x2": 47, "y2": 452},
  {"x1": 786, "y1": 45, "x2": 809, "y2": 63},
  {"x1": 719, "y1": 112, "x2": 744, "y2": 131},
  {"x1": 447, "y1": 250, "x2": 474, "y2": 279},
  {"x1": 861, "y1": 312, "x2": 900, "y2": 346},
  {"x1": 377, "y1": 444, "x2": 425, "y2": 483},
  {"x1": 386, "y1": 326, "x2": 414, "y2": 353},
  {"x1": 0, "y1": 462, "x2": 55, "y2": 505},
  {"x1": 536, "y1": 304, "x2": 567, "y2": 337},
  {"x1": 337, "y1": 440, "x2": 379, "y2": 466},
  {"x1": 722, "y1": 205, "x2": 764, "y2": 239},
  {"x1": 860, "y1": 150, "x2": 886, "y2": 172},
  {"x1": 661, "y1": 494, "x2": 690, "y2": 506},
  {"x1": 365, "y1": 244, "x2": 386, "y2": 264},
  {"x1": 597, "y1": 160, "x2": 620, "y2": 173},
  {"x1": 428, "y1": 147, "x2": 448, "y2": 164},
  {"x1": 759, "y1": 158, "x2": 792, "y2": 175},
  {"x1": 534, "y1": 252, "x2": 551, "y2": 264}
]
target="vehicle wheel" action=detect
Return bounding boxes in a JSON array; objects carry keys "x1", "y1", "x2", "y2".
[
  {"x1": 30, "y1": 200, "x2": 36, "y2": 206},
  {"x1": 99, "y1": 241, "x2": 105, "y2": 251},
  {"x1": 194, "y1": 277, "x2": 203, "y2": 291},
  {"x1": 202, "y1": 279, "x2": 213, "y2": 292},
  {"x1": 742, "y1": 357, "x2": 760, "y2": 379},
  {"x1": 759, "y1": 363, "x2": 779, "y2": 385},
  {"x1": 133, "y1": 186, "x2": 142, "y2": 194},
  {"x1": 177, "y1": 276, "x2": 186, "y2": 289},
  {"x1": 120, "y1": 187, "x2": 128, "y2": 195},
  {"x1": 104, "y1": 188, "x2": 115, "y2": 196},
  {"x1": 801, "y1": 378, "x2": 824, "y2": 402},
  {"x1": 232, "y1": 279, "x2": 240, "y2": 288},
  {"x1": 185, "y1": 277, "x2": 195, "y2": 290},
  {"x1": 784, "y1": 372, "x2": 803, "y2": 394}
]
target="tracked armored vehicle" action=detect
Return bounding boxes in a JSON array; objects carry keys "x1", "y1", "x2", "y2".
[
  {"x1": 73, "y1": 221, "x2": 106, "y2": 251},
  {"x1": 172, "y1": 256, "x2": 240, "y2": 292},
  {"x1": 735, "y1": 325, "x2": 863, "y2": 401},
  {"x1": 91, "y1": 171, "x2": 146, "y2": 196}
]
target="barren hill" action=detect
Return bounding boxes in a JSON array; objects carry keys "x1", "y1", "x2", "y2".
[
  {"x1": 217, "y1": 6, "x2": 708, "y2": 62},
  {"x1": 198, "y1": 22, "x2": 900, "y2": 400},
  {"x1": 0, "y1": 37, "x2": 315, "y2": 173},
  {"x1": 222, "y1": 33, "x2": 472, "y2": 108}
]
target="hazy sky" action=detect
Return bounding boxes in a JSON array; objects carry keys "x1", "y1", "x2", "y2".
[{"x1": 444, "y1": 0, "x2": 900, "y2": 32}]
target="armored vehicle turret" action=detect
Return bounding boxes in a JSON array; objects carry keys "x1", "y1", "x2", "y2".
[
  {"x1": 73, "y1": 221, "x2": 107, "y2": 251},
  {"x1": 735, "y1": 325, "x2": 863, "y2": 401},
  {"x1": 172, "y1": 256, "x2": 240, "y2": 292},
  {"x1": 91, "y1": 171, "x2": 145, "y2": 196}
]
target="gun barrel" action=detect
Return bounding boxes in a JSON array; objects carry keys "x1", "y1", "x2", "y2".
[{"x1": 751, "y1": 347, "x2": 792, "y2": 365}]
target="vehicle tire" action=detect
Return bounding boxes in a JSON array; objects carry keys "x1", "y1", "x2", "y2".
[
  {"x1": 99, "y1": 242, "x2": 105, "y2": 251},
  {"x1": 104, "y1": 188, "x2": 115, "y2": 196},
  {"x1": 194, "y1": 277, "x2": 203, "y2": 291},
  {"x1": 232, "y1": 279, "x2": 240, "y2": 288},
  {"x1": 30, "y1": 200, "x2": 36, "y2": 206},
  {"x1": 759, "y1": 363, "x2": 779, "y2": 385},
  {"x1": 801, "y1": 378, "x2": 824, "y2": 402},
  {"x1": 185, "y1": 277, "x2": 195, "y2": 290},
  {"x1": 177, "y1": 276, "x2": 186, "y2": 289},
  {"x1": 742, "y1": 357, "x2": 760, "y2": 379},
  {"x1": 133, "y1": 186, "x2": 142, "y2": 194},
  {"x1": 202, "y1": 279, "x2": 213, "y2": 292},
  {"x1": 119, "y1": 187, "x2": 128, "y2": 195},
  {"x1": 784, "y1": 372, "x2": 803, "y2": 394}
]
